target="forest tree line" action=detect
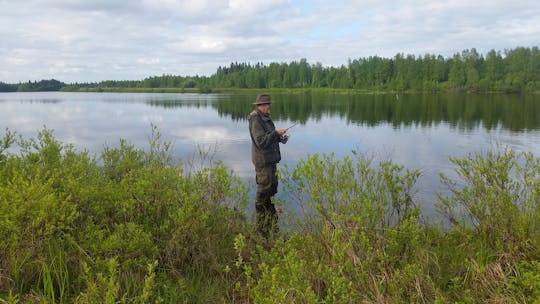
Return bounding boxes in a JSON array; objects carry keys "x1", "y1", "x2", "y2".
[
  {"x1": 0, "y1": 79, "x2": 64, "y2": 92},
  {"x1": 1, "y1": 47, "x2": 539, "y2": 93}
]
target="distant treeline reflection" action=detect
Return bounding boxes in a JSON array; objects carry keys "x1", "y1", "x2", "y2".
[{"x1": 148, "y1": 93, "x2": 539, "y2": 131}]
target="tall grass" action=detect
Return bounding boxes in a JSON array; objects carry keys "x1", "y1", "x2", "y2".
[{"x1": 0, "y1": 128, "x2": 538, "y2": 303}]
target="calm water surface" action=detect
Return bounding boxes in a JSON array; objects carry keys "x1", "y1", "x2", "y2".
[{"x1": 2, "y1": 91, "x2": 540, "y2": 216}]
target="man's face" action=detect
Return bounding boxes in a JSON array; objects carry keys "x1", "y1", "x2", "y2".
[{"x1": 258, "y1": 103, "x2": 271, "y2": 113}]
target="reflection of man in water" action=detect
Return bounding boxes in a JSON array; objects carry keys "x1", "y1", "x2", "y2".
[{"x1": 248, "y1": 93, "x2": 288, "y2": 238}]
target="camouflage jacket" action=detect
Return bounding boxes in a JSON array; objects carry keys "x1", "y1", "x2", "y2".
[{"x1": 248, "y1": 109, "x2": 281, "y2": 167}]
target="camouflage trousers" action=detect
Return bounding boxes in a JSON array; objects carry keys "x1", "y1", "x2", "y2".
[{"x1": 255, "y1": 164, "x2": 279, "y2": 238}]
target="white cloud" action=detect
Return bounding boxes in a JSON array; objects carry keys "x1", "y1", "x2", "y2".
[
  {"x1": 171, "y1": 37, "x2": 227, "y2": 54},
  {"x1": 1, "y1": 0, "x2": 539, "y2": 82},
  {"x1": 138, "y1": 57, "x2": 161, "y2": 65},
  {"x1": 226, "y1": 0, "x2": 289, "y2": 15},
  {"x1": 6, "y1": 49, "x2": 33, "y2": 66},
  {"x1": 141, "y1": 0, "x2": 226, "y2": 19}
]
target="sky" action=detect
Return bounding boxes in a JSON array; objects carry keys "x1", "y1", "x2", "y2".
[{"x1": 1, "y1": 0, "x2": 539, "y2": 83}]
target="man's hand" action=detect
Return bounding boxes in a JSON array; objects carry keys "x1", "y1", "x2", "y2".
[{"x1": 276, "y1": 128, "x2": 287, "y2": 136}]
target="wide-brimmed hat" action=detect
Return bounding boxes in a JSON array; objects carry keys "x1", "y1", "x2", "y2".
[{"x1": 253, "y1": 93, "x2": 272, "y2": 105}]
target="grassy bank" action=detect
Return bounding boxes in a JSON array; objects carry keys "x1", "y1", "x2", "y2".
[
  {"x1": 59, "y1": 85, "x2": 540, "y2": 95},
  {"x1": 59, "y1": 86, "x2": 378, "y2": 94},
  {"x1": 0, "y1": 128, "x2": 539, "y2": 303},
  {"x1": 59, "y1": 87, "x2": 207, "y2": 94}
]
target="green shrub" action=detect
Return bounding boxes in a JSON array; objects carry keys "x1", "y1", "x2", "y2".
[
  {"x1": 0, "y1": 128, "x2": 248, "y2": 302},
  {"x1": 509, "y1": 261, "x2": 540, "y2": 303},
  {"x1": 437, "y1": 148, "x2": 540, "y2": 302},
  {"x1": 1, "y1": 128, "x2": 538, "y2": 303},
  {"x1": 235, "y1": 153, "x2": 439, "y2": 303},
  {"x1": 438, "y1": 148, "x2": 540, "y2": 259}
]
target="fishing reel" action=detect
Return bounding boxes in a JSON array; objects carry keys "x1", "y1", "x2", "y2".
[{"x1": 280, "y1": 123, "x2": 296, "y2": 144}]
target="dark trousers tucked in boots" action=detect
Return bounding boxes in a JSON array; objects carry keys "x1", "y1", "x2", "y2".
[{"x1": 255, "y1": 164, "x2": 278, "y2": 238}]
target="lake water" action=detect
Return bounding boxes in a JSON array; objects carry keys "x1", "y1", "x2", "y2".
[{"x1": 1, "y1": 91, "x2": 540, "y2": 216}]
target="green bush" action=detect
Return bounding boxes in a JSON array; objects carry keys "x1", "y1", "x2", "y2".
[
  {"x1": 0, "y1": 128, "x2": 248, "y2": 302},
  {"x1": 1, "y1": 129, "x2": 538, "y2": 303},
  {"x1": 434, "y1": 148, "x2": 540, "y2": 303},
  {"x1": 438, "y1": 148, "x2": 540, "y2": 259},
  {"x1": 235, "y1": 151, "x2": 539, "y2": 303},
  {"x1": 234, "y1": 153, "x2": 438, "y2": 303}
]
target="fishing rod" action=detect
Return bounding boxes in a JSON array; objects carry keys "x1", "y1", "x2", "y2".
[
  {"x1": 281, "y1": 123, "x2": 297, "y2": 144},
  {"x1": 286, "y1": 123, "x2": 297, "y2": 131}
]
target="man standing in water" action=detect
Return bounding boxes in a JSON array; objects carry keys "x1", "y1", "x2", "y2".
[{"x1": 248, "y1": 93, "x2": 288, "y2": 238}]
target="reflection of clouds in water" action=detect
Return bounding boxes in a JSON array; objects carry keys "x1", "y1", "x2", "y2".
[
  {"x1": 10, "y1": 116, "x2": 35, "y2": 127},
  {"x1": 180, "y1": 144, "x2": 254, "y2": 180},
  {"x1": 171, "y1": 126, "x2": 247, "y2": 144},
  {"x1": 50, "y1": 106, "x2": 83, "y2": 120},
  {"x1": 3, "y1": 92, "x2": 540, "y2": 218},
  {"x1": 113, "y1": 109, "x2": 126, "y2": 117},
  {"x1": 170, "y1": 120, "x2": 265, "y2": 179},
  {"x1": 172, "y1": 125, "x2": 253, "y2": 179},
  {"x1": 142, "y1": 114, "x2": 164, "y2": 123},
  {"x1": 176, "y1": 127, "x2": 227, "y2": 142}
]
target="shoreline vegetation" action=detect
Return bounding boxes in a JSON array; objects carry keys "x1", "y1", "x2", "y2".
[
  {"x1": 1, "y1": 47, "x2": 539, "y2": 94},
  {"x1": 1, "y1": 128, "x2": 539, "y2": 303}
]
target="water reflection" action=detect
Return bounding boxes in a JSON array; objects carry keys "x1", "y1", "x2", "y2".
[
  {"x1": 1, "y1": 91, "x2": 539, "y2": 217},
  {"x1": 207, "y1": 92, "x2": 540, "y2": 132},
  {"x1": 141, "y1": 92, "x2": 540, "y2": 132},
  {"x1": 145, "y1": 93, "x2": 223, "y2": 109}
]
